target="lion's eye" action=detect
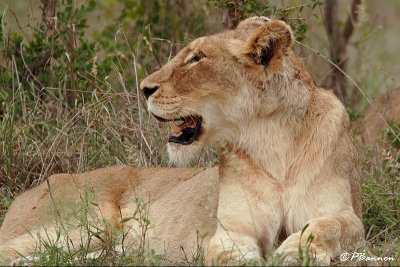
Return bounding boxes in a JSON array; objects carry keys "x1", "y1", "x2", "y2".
[
  {"x1": 186, "y1": 52, "x2": 205, "y2": 65},
  {"x1": 186, "y1": 55, "x2": 200, "y2": 65}
]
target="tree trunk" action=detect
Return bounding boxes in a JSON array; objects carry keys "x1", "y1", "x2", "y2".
[
  {"x1": 40, "y1": 0, "x2": 56, "y2": 39},
  {"x1": 324, "y1": 0, "x2": 362, "y2": 103}
]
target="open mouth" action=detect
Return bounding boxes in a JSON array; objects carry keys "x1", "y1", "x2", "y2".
[{"x1": 152, "y1": 114, "x2": 202, "y2": 145}]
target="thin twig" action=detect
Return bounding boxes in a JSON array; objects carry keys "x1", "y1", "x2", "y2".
[
  {"x1": 151, "y1": 37, "x2": 174, "y2": 62},
  {"x1": 7, "y1": 7, "x2": 28, "y2": 39},
  {"x1": 19, "y1": 41, "x2": 44, "y2": 88},
  {"x1": 146, "y1": 26, "x2": 162, "y2": 68},
  {"x1": 12, "y1": 55, "x2": 26, "y2": 118},
  {"x1": 1, "y1": 7, "x2": 7, "y2": 40},
  {"x1": 115, "y1": 26, "x2": 148, "y2": 166},
  {"x1": 67, "y1": 0, "x2": 76, "y2": 107}
]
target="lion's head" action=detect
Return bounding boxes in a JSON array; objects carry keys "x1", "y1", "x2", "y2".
[{"x1": 140, "y1": 17, "x2": 315, "y2": 166}]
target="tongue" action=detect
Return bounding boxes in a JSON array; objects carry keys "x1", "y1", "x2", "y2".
[{"x1": 181, "y1": 117, "x2": 197, "y2": 128}]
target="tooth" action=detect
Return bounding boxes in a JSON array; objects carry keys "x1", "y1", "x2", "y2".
[{"x1": 171, "y1": 121, "x2": 181, "y2": 134}]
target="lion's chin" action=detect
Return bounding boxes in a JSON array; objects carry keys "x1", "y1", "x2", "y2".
[{"x1": 167, "y1": 142, "x2": 203, "y2": 167}]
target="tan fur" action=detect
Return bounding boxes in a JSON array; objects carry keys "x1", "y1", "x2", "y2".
[
  {"x1": 354, "y1": 87, "x2": 400, "y2": 149},
  {"x1": 0, "y1": 17, "x2": 364, "y2": 265}
]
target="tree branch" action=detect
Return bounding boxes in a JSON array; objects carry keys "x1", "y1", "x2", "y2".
[
  {"x1": 323, "y1": 0, "x2": 362, "y2": 102},
  {"x1": 40, "y1": 0, "x2": 56, "y2": 39},
  {"x1": 325, "y1": 0, "x2": 338, "y2": 42},
  {"x1": 342, "y1": 0, "x2": 361, "y2": 44}
]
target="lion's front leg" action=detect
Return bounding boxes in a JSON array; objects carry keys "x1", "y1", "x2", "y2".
[
  {"x1": 205, "y1": 177, "x2": 282, "y2": 265},
  {"x1": 206, "y1": 223, "x2": 261, "y2": 266},
  {"x1": 275, "y1": 209, "x2": 364, "y2": 264}
]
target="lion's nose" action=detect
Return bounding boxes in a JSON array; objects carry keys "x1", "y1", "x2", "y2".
[{"x1": 141, "y1": 85, "x2": 159, "y2": 100}]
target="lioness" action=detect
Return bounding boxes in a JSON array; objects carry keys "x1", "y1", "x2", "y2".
[
  {"x1": 358, "y1": 87, "x2": 400, "y2": 148},
  {"x1": 0, "y1": 17, "x2": 364, "y2": 265}
]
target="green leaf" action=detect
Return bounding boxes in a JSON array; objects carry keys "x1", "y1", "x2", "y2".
[
  {"x1": 90, "y1": 201, "x2": 99, "y2": 207},
  {"x1": 120, "y1": 216, "x2": 135, "y2": 223}
]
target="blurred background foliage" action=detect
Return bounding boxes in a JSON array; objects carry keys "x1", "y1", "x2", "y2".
[{"x1": 0, "y1": 0, "x2": 399, "y2": 264}]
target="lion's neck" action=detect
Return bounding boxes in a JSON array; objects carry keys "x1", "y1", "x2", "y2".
[
  {"x1": 219, "y1": 86, "x2": 344, "y2": 186},
  {"x1": 221, "y1": 95, "x2": 309, "y2": 181},
  {"x1": 220, "y1": 113, "x2": 302, "y2": 182},
  {"x1": 218, "y1": 60, "x2": 316, "y2": 181}
]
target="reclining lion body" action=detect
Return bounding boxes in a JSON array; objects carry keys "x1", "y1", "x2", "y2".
[
  {"x1": 0, "y1": 17, "x2": 363, "y2": 265},
  {"x1": 358, "y1": 87, "x2": 400, "y2": 148},
  {"x1": 0, "y1": 166, "x2": 219, "y2": 263}
]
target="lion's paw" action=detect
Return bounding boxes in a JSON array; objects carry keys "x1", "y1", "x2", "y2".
[
  {"x1": 206, "y1": 244, "x2": 261, "y2": 265},
  {"x1": 275, "y1": 232, "x2": 331, "y2": 265}
]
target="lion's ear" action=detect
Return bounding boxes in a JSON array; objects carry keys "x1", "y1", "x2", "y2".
[
  {"x1": 236, "y1": 16, "x2": 270, "y2": 29},
  {"x1": 229, "y1": 20, "x2": 293, "y2": 69}
]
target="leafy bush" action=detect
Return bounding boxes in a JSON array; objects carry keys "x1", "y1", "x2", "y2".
[
  {"x1": 208, "y1": 0, "x2": 323, "y2": 41},
  {"x1": 0, "y1": 0, "x2": 167, "y2": 205}
]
